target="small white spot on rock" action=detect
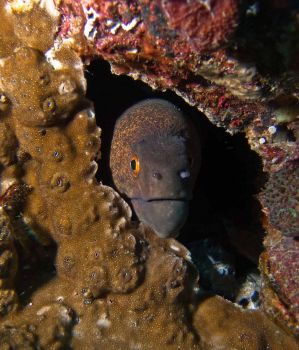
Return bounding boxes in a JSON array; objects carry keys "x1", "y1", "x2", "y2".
[
  {"x1": 97, "y1": 313, "x2": 111, "y2": 328},
  {"x1": 60, "y1": 307, "x2": 73, "y2": 324},
  {"x1": 121, "y1": 17, "x2": 141, "y2": 31},
  {"x1": 45, "y1": 48, "x2": 64, "y2": 70},
  {"x1": 36, "y1": 305, "x2": 51, "y2": 316},
  {"x1": 259, "y1": 137, "x2": 266, "y2": 144},
  {"x1": 185, "y1": 250, "x2": 192, "y2": 262},
  {"x1": 58, "y1": 80, "x2": 75, "y2": 95},
  {"x1": 170, "y1": 244, "x2": 180, "y2": 252},
  {"x1": 126, "y1": 48, "x2": 139, "y2": 54},
  {"x1": 83, "y1": 6, "x2": 99, "y2": 40},
  {"x1": 193, "y1": 286, "x2": 200, "y2": 294},
  {"x1": 268, "y1": 125, "x2": 277, "y2": 135},
  {"x1": 40, "y1": 0, "x2": 59, "y2": 18},
  {"x1": 106, "y1": 19, "x2": 114, "y2": 27},
  {"x1": 110, "y1": 23, "x2": 121, "y2": 35},
  {"x1": 5, "y1": 0, "x2": 38, "y2": 14},
  {"x1": 0, "y1": 94, "x2": 8, "y2": 103},
  {"x1": 87, "y1": 108, "x2": 96, "y2": 119},
  {"x1": 110, "y1": 17, "x2": 141, "y2": 35}
]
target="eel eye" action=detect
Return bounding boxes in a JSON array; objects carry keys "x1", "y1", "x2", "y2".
[{"x1": 130, "y1": 156, "x2": 140, "y2": 177}]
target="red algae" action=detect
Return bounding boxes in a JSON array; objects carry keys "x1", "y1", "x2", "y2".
[{"x1": 161, "y1": 0, "x2": 239, "y2": 52}]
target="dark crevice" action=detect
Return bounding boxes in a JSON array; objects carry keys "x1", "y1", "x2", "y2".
[
  {"x1": 16, "y1": 240, "x2": 57, "y2": 305},
  {"x1": 86, "y1": 58, "x2": 267, "y2": 287}
]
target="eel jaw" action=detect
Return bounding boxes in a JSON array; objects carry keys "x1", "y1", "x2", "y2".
[{"x1": 131, "y1": 198, "x2": 189, "y2": 238}]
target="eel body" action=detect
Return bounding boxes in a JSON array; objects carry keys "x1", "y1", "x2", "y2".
[{"x1": 110, "y1": 98, "x2": 200, "y2": 238}]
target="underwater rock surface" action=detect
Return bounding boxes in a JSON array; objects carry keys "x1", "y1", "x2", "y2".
[{"x1": 0, "y1": 0, "x2": 298, "y2": 349}]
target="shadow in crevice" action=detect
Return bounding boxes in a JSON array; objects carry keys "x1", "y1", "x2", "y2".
[{"x1": 16, "y1": 237, "x2": 57, "y2": 305}]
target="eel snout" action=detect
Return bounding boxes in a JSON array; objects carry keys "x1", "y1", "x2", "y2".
[{"x1": 131, "y1": 198, "x2": 189, "y2": 238}]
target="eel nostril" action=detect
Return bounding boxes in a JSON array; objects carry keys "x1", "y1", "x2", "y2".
[
  {"x1": 152, "y1": 171, "x2": 162, "y2": 180},
  {"x1": 179, "y1": 170, "x2": 190, "y2": 179}
]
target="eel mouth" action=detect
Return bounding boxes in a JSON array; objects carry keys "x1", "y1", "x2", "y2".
[{"x1": 131, "y1": 198, "x2": 190, "y2": 238}]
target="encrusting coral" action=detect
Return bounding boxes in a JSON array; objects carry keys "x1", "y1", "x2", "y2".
[
  {"x1": 260, "y1": 166, "x2": 298, "y2": 238},
  {"x1": 0, "y1": 0, "x2": 298, "y2": 349}
]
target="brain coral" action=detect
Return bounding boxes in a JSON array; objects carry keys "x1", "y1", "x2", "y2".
[{"x1": 0, "y1": 0, "x2": 298, "y2": 349}]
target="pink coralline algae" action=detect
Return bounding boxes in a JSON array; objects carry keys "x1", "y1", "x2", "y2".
[
  {"x1": 260, "y1": 165, "x2": 299, "y2": 238},
  {"x1": 160, "y1": 0, "x2": 239, "y2": 53},
  {"x1": 261, "y1": 232, "x2": 299, "y2": 335}
]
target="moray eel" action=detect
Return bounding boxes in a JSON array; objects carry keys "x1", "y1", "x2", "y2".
[{"x1": 110, "y1": 99, "x2": 200, "y2": 238}]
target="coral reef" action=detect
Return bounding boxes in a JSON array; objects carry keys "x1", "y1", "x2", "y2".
[
  {"x1": 0, "y1": 0, "x2": 298, "y2": 349},
  {"x1": 57, "y1": 0, "x2": 299, "y2": 337}
]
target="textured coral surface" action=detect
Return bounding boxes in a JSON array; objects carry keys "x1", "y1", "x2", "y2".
[{"x1": 0, "y1": 0, "x2": 298, "y2": 349}]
